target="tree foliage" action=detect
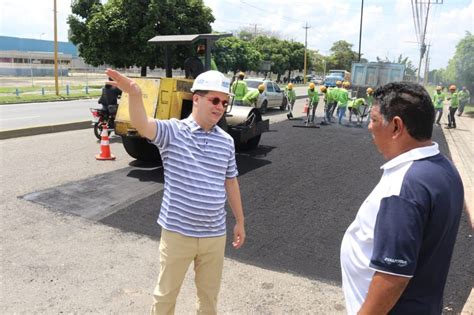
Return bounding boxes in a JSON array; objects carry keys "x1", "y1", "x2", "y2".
[
  {"x1": 429, "y1": 32, "x2": 473, "y2": 92},
  {"x1": 68, "y1": 0, "x2": 214, "y2": 75},
  {"x1": 453, "y1": 31, "x2": 474, "y2": 91},
  {"x1": 327, "y1": 40, "x2": 358, "y2": 71},
  {"x1": 213, "y1": 37, "x2": 262, "y2": 74}
]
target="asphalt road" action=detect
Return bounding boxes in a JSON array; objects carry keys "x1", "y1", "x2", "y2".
[
  {"x1": 15, "y1": 114, "x2": 473, "y2": 313},
  {"x1": 0, "y1": 98, "x2": 98, "y2": 130}
]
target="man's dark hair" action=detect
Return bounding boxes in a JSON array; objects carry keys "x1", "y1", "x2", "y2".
[{"x1": 373, "y1": 81, "x2": 435, "y2": 141}]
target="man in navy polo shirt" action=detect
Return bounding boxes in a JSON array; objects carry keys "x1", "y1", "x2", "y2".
[
  {"x1": 340, "y1": 82, "x2": 464, "y2": 314},
  {"x1": 106, "y1": 69, "x2": 245, "y2": 315}
]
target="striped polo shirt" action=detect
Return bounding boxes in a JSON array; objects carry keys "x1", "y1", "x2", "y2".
[{"x1": 151, "y1": 116, "x2": 238, "y2": 237}]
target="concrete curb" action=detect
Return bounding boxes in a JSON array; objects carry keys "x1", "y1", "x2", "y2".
[{"x1": 0, "y1": 121, "x2": 91, "y2": 140}]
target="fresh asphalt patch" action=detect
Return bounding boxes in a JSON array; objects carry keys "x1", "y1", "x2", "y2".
[{"x1": 21, "y1": 119, "x2": 472, "y2": 312}]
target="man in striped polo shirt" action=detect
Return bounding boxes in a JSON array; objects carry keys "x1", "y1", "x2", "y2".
[{"x1": 106, "y1": 69, "x2": 245, "y2": 315}]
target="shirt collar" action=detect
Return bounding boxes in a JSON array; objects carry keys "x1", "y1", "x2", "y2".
[
  {"x1": 381, "y1": 142, "x2": 440, "y2": 170},
  {"x1": 182, "y1": 115, "x2": 216, "y2": 133}
]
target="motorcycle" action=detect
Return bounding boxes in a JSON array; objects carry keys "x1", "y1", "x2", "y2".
[{"x1": 90, "y1": 105, "x2": 117, "y2": 140}]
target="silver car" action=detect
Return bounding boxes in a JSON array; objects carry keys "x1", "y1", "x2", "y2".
[{"x1": 244, "y1": 79, "x2": 287, "y2": 114}]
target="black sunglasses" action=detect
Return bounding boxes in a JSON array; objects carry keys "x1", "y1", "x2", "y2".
[{"x1": 196, "y1": 93, "x2": 229, "y2": 108}]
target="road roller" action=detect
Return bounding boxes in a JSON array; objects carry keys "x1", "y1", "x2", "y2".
[{"x1": 114, "y1": 33, "x2": 269, "y2": 162}]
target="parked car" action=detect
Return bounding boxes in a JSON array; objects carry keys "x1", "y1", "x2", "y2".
[
  {"x1": 244, "y1": 79, "x2": 287, "y2": 113},
  {"x1": 323, "y1": 75, "x2": 342, "y2": 88}
]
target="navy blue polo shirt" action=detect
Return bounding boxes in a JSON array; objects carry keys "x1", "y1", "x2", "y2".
[{"x1": 341, "y1": 143, "x2": 464, "y2": 314}]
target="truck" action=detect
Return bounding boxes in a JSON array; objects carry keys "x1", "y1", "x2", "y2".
[
  {"x1": 114, "y1": 33, "x2": 269, "y2": 162},
  {"x1": 350, "y1": 62, "x2": 406, "y2": 97}
]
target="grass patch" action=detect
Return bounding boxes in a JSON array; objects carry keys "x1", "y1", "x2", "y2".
[{"x1": 0, "y1": 91, "x2": 101, "y2": 104}]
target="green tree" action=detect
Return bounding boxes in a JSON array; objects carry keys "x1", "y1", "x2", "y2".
[
  {"x1": 453, "y1": 31, "x2": 474, "y2": 92},
  {"x1": 327, "y1": 40, "x2": 358, "y2": 71},
  {"x1": 251, "y1": 36, "x2": 292, "y2": 81},
  {"x1": 213, "y1": 37, "x2": 262, "y2": 74},
  {"x1": 68, "y1": 0, "x2": 214, "y2": 76}
]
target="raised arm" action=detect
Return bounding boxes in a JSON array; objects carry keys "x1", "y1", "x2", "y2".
[{"x1": 105, "y1": 69, "x2": 157, "y2": 140}]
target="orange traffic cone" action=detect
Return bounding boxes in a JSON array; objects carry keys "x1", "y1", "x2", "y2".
[
  {"x1": 96, "y1": 125, "x2": 116, "y2": 160},
  {"x1": 303, "y1": 99, "x2": 309, "y2": 113}
]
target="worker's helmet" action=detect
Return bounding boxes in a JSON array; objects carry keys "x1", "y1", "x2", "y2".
[
  {"x1": 336, "y1": 80, "x2": 342, "y2": 87},
  {"x1": 449, "y1": 85, "x2": 456, "y2": 91},
  {"x1": 258, "y1": 84, "x2": 265, "y2": 92},
  {"x1": 238, "y1": 71, "x2": 245, "y2": 79},
  {"x1": 320, "y1": 86, "x2": 327, "y2": 93},
  {"x1": 435, "y1": 86, "x2": 442, "y2": 91},
  {"x1": 190, "y1": 70, "x2": 232, "y2": 95},
  {"x1": 343, "y1": 81, "x2": 351, "y2": 88},
  {"x1": 287, "y1": 83, "x2": 293, "y2": 89},
  {"x1": 309, "y1": 82, "x2": 316, "y2": 89},
  {"x1": 366, "y1": 87, "x2": 373, "y2": 94}
]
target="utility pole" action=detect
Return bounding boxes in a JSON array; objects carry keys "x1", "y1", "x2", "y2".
[
  {"x1": 303, "y1": 22, "x2": 311, "y2": 84},
  {"x1": 413, "y1": 0, "x2": 442, "y2": 83},
  {"x1": 53, "y1": 0, "x2": 59, "y2": 95},
  {"x1": 358, "y1": 0, "x2": 364, "y2": 62},
  {"x1": 249, "y1": 23, "x2": 260, "y2": 38},
  {"x1": 423, "y1": 44, "x2": 430, "y2": 86}
]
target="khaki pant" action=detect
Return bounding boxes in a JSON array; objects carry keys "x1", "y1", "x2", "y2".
[{"x1": 151, "y1": 229, "x2": 226, "y2": 315}]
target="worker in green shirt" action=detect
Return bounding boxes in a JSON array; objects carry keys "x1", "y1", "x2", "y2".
[
  {"x1": 231, "y1": 72, "x2": 248, "y2": 106},
  {"x1": 243, "y1": 84, "x2": 265, "y2": 108},
  {"x1": 446, "y1": 85, "x2": 459, "y2": 129},
  {"x1": 320, "y1": 85, "x2": 332, "y2": 123},
  {"x1": 329, "y1": 80, "x2": 343, "y2": 120},
  {"x1": 364, "y1": 87, "x2": 374, "y2": 125},
  {"x1": 432, "y1": 86, "x2": 446, "y2": 125},
  {"x1": 351, "y1": 98, "x2": 366, "y2": 125},
  {"x1": 285, "y1": 83, "x2": 297, "y2": 119},
  {"x1": 337, "y1": 81, "x2": 350, "y2": 124},
  {"x1": 307, "y1": 82, "x2": 319, "y2": 123},
  {"x1": 457, "y1": 86, "x2": 471, "y2": 116}
]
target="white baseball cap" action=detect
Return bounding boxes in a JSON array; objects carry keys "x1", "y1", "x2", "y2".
[{"x1": 190, "y1": 70, "x2": 233, "y2": 95}]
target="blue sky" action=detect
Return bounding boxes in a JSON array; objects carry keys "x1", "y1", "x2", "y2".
[{"x1": 1, "y1": 0, "x2": 472, "y2": 70}]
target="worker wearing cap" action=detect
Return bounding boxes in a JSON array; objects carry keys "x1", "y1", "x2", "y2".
[
  {"x1": 307, "y1": 82, "x2": 319, "y2": 123},
  {"x1": 243, "y1": 84, "x2": 265, "y2": 107},
  {"x1": 231, "y1": 72, "x2": 248, "y2": 106},
  {"x1": 285, "y1": 83, "x2": 297, "y2": 118},
  {"x1": 432, "y1": 86, "x2": 445, "y2": 125},
  {"x1": 364, "y1": 87, "x2": 374, "y2": 125},
  {"x1": 336, "y1": 81, "x2": 350, "y2": 124},
  {"x1": 105, "y1": 69, "x2": 245, "y2": 315},
  {"x1": 329, "y1": 80, "x2": 343, "y2": 119},
  {"x1": 457, "y1": 86, "x2": 470, "y2": 116},
  {"x1": 197, "y1": 44, "x2": 218, "y2": 71},
  {"x1": 320, "y1": 85, "x2": 334, "y2": 123},
  {"x1": 446, "y1": 85, "x2": 459, "y2": 129}
]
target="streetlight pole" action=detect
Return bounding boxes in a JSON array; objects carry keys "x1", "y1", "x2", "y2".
[
  {"x1": 53, "y1": 0, "x2": 59, "y2": 95},
  {"x1": 303, "y1": 22, "x2": 311, "y2": 85},
  {"x1": 358, "y1": 0, "x2": 364, "y2": 62}
]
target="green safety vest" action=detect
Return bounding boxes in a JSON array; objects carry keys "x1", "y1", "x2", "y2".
[
  {"x1": 285, "y1": 88, "x2": 296, "y2": 102},
  {"x1": 432, "y1": 92, "x2": 445, "y2": 109},
  {"x1": 231, "y1": 81, "x2": 248, "y2": 101},
  {"x1": 337, "y1": 88, "x2": 349, "y2": 107},
  {"x1": 449, "y1": 92, "x2": 459, "y2": 108},
  {"x1": 243, "y1": 89, "x2": 260, "y2": 104},
  {"x1": 459, "y1": 90, "x2": 470, "y2": 102},
  {"x1": 307, "y1": 88, "x2": 319, "y2": 105},
  {"x1": 366, "y1": 94, "x2": 373, "y2": 107}
]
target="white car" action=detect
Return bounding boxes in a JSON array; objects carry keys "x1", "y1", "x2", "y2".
[{"x1": 244, "y1": 79, "x2": 287, "y2": 114}]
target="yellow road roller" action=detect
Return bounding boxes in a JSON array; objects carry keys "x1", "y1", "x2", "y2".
[{"x1": 114, "y1": 33, "x2": 269, "y2": 161}]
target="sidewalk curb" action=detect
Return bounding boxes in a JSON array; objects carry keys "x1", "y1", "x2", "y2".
[{"x1": 0, "y1": 121, "x2": 91, "y2": 140}]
